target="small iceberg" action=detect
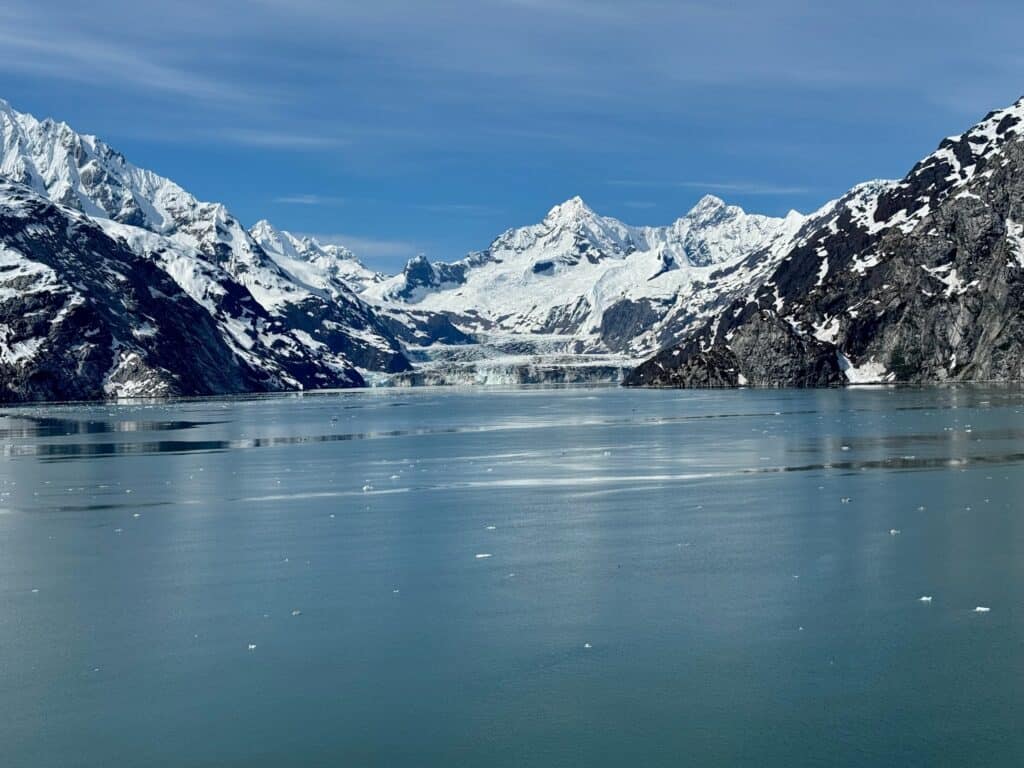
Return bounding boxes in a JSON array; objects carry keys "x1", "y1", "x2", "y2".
[
  {"x1": 475, "y1": 553, "x2": 493, "y2": 559},
  {"x1": 919, "y1": 596, "x2": 933, "y2": 603},
  {"x1": 974, "y1": 606, "x2": 991, "y2": 613}
]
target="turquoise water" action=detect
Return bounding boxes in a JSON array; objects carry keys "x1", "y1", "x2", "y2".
[{"x1": 2, "y1": 386, "x2": 1023, "y2": 766}]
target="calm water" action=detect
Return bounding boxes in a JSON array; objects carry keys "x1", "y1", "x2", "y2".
[{"x1": 2, "y1": 386, "x2": 1023, "y2": 767}]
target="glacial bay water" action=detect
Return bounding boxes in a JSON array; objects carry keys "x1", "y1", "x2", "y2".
[{"x1": 2, "y1": 386, "x2": 1023, "y2": 767}]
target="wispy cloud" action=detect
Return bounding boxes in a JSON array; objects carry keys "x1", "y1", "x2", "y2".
[
  {"x1": 0, "y1": 19, "x2": 245, "y2": 104},
  {"x1": 302, "y1": 232, "x2": 423, "y2": 263},
  {"x1": 219, "y1": 130, "x2": 349, "y2": 150},
  {"x1": 608, "y1": 179, "x2": 810, "y2": 196},
  {"x1": 273, "y1": 194, "x2": 347, "y2": 206}
]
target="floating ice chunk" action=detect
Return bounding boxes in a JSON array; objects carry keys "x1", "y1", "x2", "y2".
[
  {"x1": 362, "y1": 484, "x2": 373, "y2": 492},
  {"x1": 248, "y1": 643, "x2": 257, "y2": 651},
  {"x1": 841, "y1": 446, "x2": 850, "y2": 451},
  {"x1": 132, "y1": 513, "x2": 140, "y2": 519},
  {"x1": 291, "y1": 609, "x2": 302, "y2": 617},
  {"x1": 485, "y1": 525, "x2": 496, "y2": 531},
  {"x1": 919, "y1": 596, "x2": 933, "y2": 603},
  {"x1": 889, "y1": 528, "x2": 901, "y2": 536},
  {"x1": 30, "y1": 588, "x2": 39, "y2": 594},
  {"x1": 583, "y1": 642, "x2": 592, "y2": 649},
  {"x1": 392, "y1": 589, "x2": 400, "y2": 594},
  {"x1": 840, "y1": 497, "x2": 851, "y2": 504},
  {"x1": 974, "y1": 606, "x2": 991, "y2": 613},
  {"x1": 475, "y1": 553, "x2": 493, "y2": 559}
]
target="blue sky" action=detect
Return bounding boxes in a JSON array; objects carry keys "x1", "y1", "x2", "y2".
[{"x1": 2, "y1": 1, "x2": 1023, "y2": 271}]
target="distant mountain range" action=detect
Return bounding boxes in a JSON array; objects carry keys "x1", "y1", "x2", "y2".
[{"x1": 2, "y1": 95, "x2": 1023, "y2": 400}]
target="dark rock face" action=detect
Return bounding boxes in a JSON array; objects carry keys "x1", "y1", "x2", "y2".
[
  {"x1": 390, "y1": 254, "x2": 468, "y2": 301},
  {"x1": 1, "y1": 100, "x2": 413, "y2": 388},
  {"x1": 599, "y1": 298, "x2": 666, "y2": 352},
  {"x1": 281, "y1": 295, "x2": 412, "y2": 374},
  {"x1": 536, "y1": 297, "x2": 591, "y2": 335},
  {"x1": 626, "y1": 98, "x2": 1024, "y2": 388},
  {"x1": 625, "y1": 311, "x2": 842, "y2": 387},
  {"x1": 0, "y1": 182, "x2": 363, "y2": 403},
  {"x1": 379, "y1": 311, "x2": 475, "y2": 347}
]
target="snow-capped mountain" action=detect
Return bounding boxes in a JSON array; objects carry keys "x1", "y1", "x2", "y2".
[
  {"x1": 626, "y1": 97, "x2": 1024, "y2": 387},
  {"x1": 9, "y1": 91, "x2": 1021, "y2": 399},
  {"x1": 249, "y1": 221, "x2": 384, "y2": 295},
  {"x1": 0, "y1": 98, "x2": 410, "y2": 379},
  {"x1": 365, "y1": 194, "x2": 805, "y2": 360},
  {"x1": 0, "y1": 179, "x2": 362, "y2": 401}
]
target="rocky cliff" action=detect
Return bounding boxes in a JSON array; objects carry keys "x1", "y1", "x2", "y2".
[{"x1": 626, "y1": 98, "x2": 1024, "y2": 387}]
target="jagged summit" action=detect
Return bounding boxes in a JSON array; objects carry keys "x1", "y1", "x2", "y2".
[
  {"x1": 248, "y1": 220, "x2": 383, "y2": 296},
  {"x1": 626, "y1": 94, "x2": 1024, "y2": 388},
  {"x1": 544, "y1": 195, "x2": 597, "y2": 223},
  {"x1": 365, "y1": 192, "x2": 805, "y2": 354},
  {"x1": 687, "y1": 193, "x2": 727, "y2": 215},
  {"x1": 0, "y1": 96, "x2": 412, "y2": 400}
]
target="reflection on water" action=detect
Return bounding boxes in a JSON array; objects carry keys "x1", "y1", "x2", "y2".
[
  {"x1": 0, "y1": 415, "x2": 223, "y2": 440},
  {"x1": 2, "y1": 386, "x2": 1024, "y2": 767}
]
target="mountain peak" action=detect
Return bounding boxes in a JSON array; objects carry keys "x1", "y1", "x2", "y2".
[
  {"x1": 544, "y1": 195, "x2": 596, "y2": 223},
  {"x1": 689, "y1": 194, "x2": 727, "y2": 215},
  {"x1": 250, "y1": 219, "x2": 275, "y2": 238}
]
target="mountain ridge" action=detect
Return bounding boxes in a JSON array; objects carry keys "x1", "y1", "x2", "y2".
[
  {"x1": 625, "y1": 96, "x2": 1024, "y2": 387},
  {"x1": 0, "y1": 98, "x2": 413, "y2": 389},
  {"x1": 363, "y1": 191, "x2": 807, "y2": 364},
  {"x1": 5, "y1": 93, "x2": 1024, "y2": 399}
]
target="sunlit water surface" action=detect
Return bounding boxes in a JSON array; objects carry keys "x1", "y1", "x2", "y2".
[{"x1": 2, "y1": 386, "x2": 1023, "y2": 766}]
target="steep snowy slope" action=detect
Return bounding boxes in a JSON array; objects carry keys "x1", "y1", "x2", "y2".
[
  {"x1": 249, "y1": 220, "x2": 385, "y2": 295},
  {"x1": 365, "y1": 195, "x2": 805, "y2": 358},
  {"x1": 0, "y1": 99, "x2": 410, "y2": 375},
  {"x1": 0, "y1": 179, "x2": 362, "y2": 401},
  {"x1": 626, "y1": 97, "x2": 1024, "y2": 387}
]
